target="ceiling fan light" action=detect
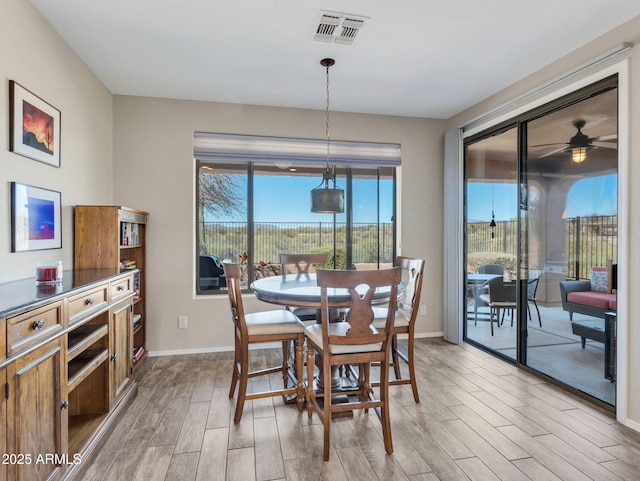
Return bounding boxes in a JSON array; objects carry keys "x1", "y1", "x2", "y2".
[{"x1": 572, "y1": 147, "x2": 587, "y2": 163}]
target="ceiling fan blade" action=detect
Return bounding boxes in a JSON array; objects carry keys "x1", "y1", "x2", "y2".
[
  {"x1": 590, "y1": 133, "x2": 617, "y2": 142},
  {"x1": 538, "y1": 146, "x2": 568, "y2": 158},
  {"x1": 530, "y1": 142, "x2": 568, "y2": 148},
  {"x1": 592, "y1": 141, "x2": 617, "y2": 149}
]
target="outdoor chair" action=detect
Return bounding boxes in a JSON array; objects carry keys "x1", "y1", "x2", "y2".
[
  {"x1": 305, "y1": 267, "x2": 402, "y2": 461},
  {"x1": 473, "y1": 264, "x2": 505, "y2": 323},
  {"x1": 478, "y1": 276, "x2": 516, "y2": 335},
  {"x1": 527, "y1": 272, "x2": 542, "y2": 326},
  {"x1": 223, "y1": 261, "x2": 305, "y2": 423}
]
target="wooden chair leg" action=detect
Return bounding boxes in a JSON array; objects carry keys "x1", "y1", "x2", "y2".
[
  {"x1": 306, "y1": 346, "x2": 315, "y2": 419},
  {"x1": 295, "y1": 334, "x2": 304, "y2": 413},
  {"x1": 322, "y1": 354, "x2": 332, "y2": 461},
  {"x1": 379, "y1": 357, "x2": 393, "y2": 454},
  {"x1": 281, "y1": 340, "x2": 289, "y2": 388},
  {"x1": 407, "y1": 331, "x2": 420, "y2": 403},
  {"x1": 233, "y1": 346, "x2": 249, "y2": 424},
  {"x1": 229, "y1": 336, "x2": 240, "y2": 398},
  {"x1": 391, "y1": 334, "x2": 401, "y2": 380},
  {"x1": 363, "y1": 363, "x2": 371, "y2": 412}
]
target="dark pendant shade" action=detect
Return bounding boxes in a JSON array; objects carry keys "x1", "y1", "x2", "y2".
[{"x1": 311, "y1": 184, "x2": 344, "y2": 213}]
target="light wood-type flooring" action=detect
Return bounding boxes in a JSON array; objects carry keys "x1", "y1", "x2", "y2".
[{"x1": 81, "y1": 338, "x2": 640, "y2": 481}]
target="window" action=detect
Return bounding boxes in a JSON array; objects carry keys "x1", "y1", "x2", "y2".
[{"x1": 194, "y1": 134, "x2": 399, "y2": 294}]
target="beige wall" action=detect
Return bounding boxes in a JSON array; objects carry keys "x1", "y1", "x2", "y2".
[
  {"x1": 447, "y1": 16, "x2": 640, "y2": 427},
  {"x1": 112, "y1": 96, "x2": 446, "y2": 354},
  {"x1": 0, "y1": 0, "x2": 114, "y2": 283}
]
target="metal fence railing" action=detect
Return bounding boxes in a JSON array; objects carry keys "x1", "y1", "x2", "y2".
[
  {"x1": 200, "y1": 221, "x2": 394, "y2": 266},
  {"x1": 202, "y1": 215, "x2": 616, "y2": 279},
  {"x1": 466, "y1": 215, "x2": 617, "y2": 279}
]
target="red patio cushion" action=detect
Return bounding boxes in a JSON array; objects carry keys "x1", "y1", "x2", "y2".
[{"x1": 567, "y1": 291, "x2": 616, "y2": 310}]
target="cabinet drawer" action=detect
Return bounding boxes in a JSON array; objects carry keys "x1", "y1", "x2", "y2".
[
  {"x1": 111, "y1": 276, "x2": 133, "y2": 302},
  {"x1": 7, "y1": 301, "x2": 63, "y2": 356},
  {"x1": 68, "y1": 284, "x2": 109, "y2": 324}
]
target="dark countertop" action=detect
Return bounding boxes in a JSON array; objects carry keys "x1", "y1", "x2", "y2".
[{"x1": 0, "y1": 268, "x2": 129, "y2": 318}]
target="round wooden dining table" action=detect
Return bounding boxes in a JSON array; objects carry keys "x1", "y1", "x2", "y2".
[
  {"x1": 251, "y1": 272, "x2": 403, "y2": 396},
  {"x1": 251, "y1": 272, "x2": 398, "y2": 311}
]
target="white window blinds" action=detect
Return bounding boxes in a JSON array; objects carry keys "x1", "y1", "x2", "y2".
[{"x1": 194, "y1": 132, "x2": 401, "y2": 167}]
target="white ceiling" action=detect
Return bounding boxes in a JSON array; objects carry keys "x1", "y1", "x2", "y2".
[{"x1": 29, "y1": 0, "x2": 640, "y2": 119}]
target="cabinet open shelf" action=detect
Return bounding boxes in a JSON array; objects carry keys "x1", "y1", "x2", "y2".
[
  {"x1": 68, "y1": 413, "x2": 109, "y2": 456},
  {"x1": 67, "y1": 349, "x2": 109, "y2": 392},
  {"x1": 67, "y1": 325, "x2": 109, "y2": 362}
]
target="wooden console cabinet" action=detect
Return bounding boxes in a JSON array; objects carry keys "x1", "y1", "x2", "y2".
[{"x1": 0, "y1": 269, "x2": 137, "y2": 481}]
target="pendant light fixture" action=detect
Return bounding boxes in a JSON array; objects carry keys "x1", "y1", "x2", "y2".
[
  {"x1": 490, "y1": 184, "x2": 496, "y2": 238},
  {"x1": 311, "y1": 58, "x2": 344, "y2": 214}
]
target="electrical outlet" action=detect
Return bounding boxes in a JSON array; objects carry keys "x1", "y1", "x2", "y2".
[
  {"x1": 419, "y1": 305, "x2": 427, "y2": 316},
  {"x1": 178, "y1": 316, "x2": 188, "y2": 329}
]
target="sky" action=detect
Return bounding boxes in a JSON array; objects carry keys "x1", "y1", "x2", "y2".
[
  {"x1": 209, "y1": 174, "x2": 394, "y2": 223},
  {"x1": 206, "y1": 172, "x2": 616, "y2": 224},
  {"x1": 467, "y1": 174, "x2": 617, "y2": 221}
]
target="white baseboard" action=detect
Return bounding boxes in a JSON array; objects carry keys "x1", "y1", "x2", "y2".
[
  {"x1": 622, "y1": 416, "x2": 640, "y2": 434},
  {"x1": 148, "y1": 332, "x2": 444, "y2": 358}
]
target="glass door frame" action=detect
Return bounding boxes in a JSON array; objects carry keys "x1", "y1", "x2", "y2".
[{"x1": 462, "y1": 75, "x2": 619, "y2": 376}]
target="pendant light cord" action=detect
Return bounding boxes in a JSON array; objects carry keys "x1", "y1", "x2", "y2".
[{"x1": 325, "y1": 61, "x2": 331, "y2": 177}]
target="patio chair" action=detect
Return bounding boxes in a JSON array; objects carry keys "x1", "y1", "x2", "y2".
[
  {"x1": 478, "y1": 276, "x2": 516, "y2": 335},
  {"x1": 527, "y1": 273, "x2": 542, "y2": 326},
  {"x1": 472, "y1": 264, "x2": 505, "y2": 323}
]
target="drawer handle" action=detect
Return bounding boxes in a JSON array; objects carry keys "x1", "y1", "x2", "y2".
[
  {"x1": 85, "y1": 298, "x2": 95, "y2": 306},
  {"x1": 61, "y1": 400, "x2": 69, "y2": 410},
  {"x1": 32, "y1": 319, "x2": 45, "y2": 330},
  {"x1": 117, "y1": 286, "x2": 125, "y2": 291},
  {"x1": 111, "y1": 354, "x2": 118, "y2": 362}
]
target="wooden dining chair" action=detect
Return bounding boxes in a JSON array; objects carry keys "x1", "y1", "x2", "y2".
[
  {"x1": 280, "y1": 253, "x2": 328, "y2": 323},
  {"x1": 305, "y1": 267, "x2": 402, "y2": 461},
  {"x1": 371, "y1": 256, "x2": 425, "y2": 403},
  {"x1": 222, "y1": 261, "x2": 306, "y2": 423}
]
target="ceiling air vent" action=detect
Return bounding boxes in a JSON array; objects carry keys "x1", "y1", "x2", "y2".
[{"x1": 314, "y1": 12, "x2": 367, "y2": 45}]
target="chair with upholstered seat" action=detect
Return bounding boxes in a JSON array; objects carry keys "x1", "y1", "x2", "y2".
[
  {"x1": 478, "y1": 276, "x2": 516, "y2": 335},
  {"x1": 223, "y1": 261, "x2": 306, "y2": 423},
  {"x1": 370, "y1": 256, "x2": 424, "y2": 403},
  {"x1": 280, "y1": 253, "x2": 328, "y2": 323},
  {"x1": 472, "y1": 264, "x2": 506, "y2": 323},
  {"x1": 305, "y1": 267, "x2": 402, "y2": 461}
]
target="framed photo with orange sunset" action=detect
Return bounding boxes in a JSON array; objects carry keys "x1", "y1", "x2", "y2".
[{"x1": 9, "y1": 80, "x2": 61, "y2": 167}]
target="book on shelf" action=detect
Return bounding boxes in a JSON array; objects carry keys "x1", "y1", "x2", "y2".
[
  {"x1": 133, "y1": 271, "x2": 141, "y2": 299},
  {"x1": 119, "y1": 259, "x2": 137, "y2": 271},
  {"x1": 133, "y1": 346, "x2": 145, "y2": 363},
  {"x1": 133, "y1": 314, "x2": 142, "y2": 329},
  {"x1": 120, "y1": 222, "x2": 130, "y2": 246}
]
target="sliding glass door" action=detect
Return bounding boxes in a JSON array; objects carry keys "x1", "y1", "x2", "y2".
[
  {"x1": 463, "y1": 77, "x2": 618, "y2": 406},
  {"x1": 464, "y1": 126, "x2": 518, "y2": 360}
]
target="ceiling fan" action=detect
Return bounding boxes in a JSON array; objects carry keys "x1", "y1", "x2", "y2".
[{"x1": 534, "y1": 119, "x2": 617, "y2": 163}]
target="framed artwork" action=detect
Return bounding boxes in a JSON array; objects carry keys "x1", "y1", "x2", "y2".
[
  {"x1": 11, "y1": 182, "x2": 62, "y2": 252},
  {"x1": 9, "y1": 80, "x2": 61, "y2": 167}
]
